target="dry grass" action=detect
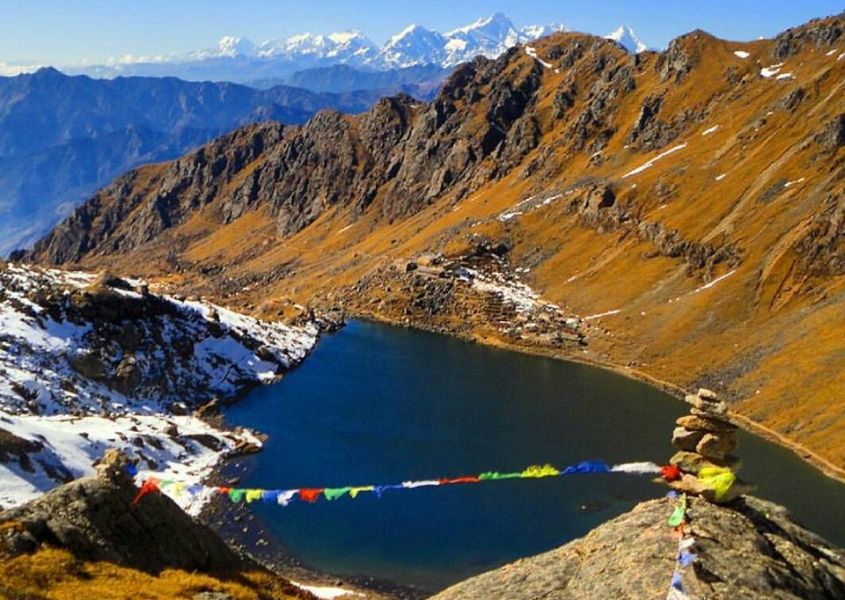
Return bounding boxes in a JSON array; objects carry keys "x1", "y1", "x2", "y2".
[{"x1": 0, "y1": 547, "x2": 302, "y2": 600}]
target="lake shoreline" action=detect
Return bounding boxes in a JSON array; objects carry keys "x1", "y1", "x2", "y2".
[
  {"x1": 347, "y1": 312, "x2": 845, "y2": 485},
  {"x1": 204, "y1": 317, "x2": 845, "y2": 592}
]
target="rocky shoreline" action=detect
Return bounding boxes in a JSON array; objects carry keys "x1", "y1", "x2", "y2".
[{"x1": 199, "y1": 455, "x2": 425, "y2": 600}]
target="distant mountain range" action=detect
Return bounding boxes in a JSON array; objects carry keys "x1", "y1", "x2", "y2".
[
  {"x1": 65, "y1": 14, "x2": 648, "y2": 84},
  {"x1": 0, "y1": 16, "x2": 650, "y2": 254},
  {"x1": 0, "y1": 68, "x2": 390, "y2": 255}
]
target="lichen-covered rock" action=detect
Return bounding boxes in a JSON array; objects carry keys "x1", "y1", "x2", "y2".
[{"x1": 432, "y1": 496, "x2": 845, "y2": 600}]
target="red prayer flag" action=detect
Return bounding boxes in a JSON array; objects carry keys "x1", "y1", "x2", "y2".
[
  {"x1": 661, "y1": 465, "x2": 682, "y2": 482},
  {"x1": 299, "y1": 488, "x2": 324, "y2": 503}
]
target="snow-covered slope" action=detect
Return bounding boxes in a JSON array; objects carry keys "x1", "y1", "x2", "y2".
[
  {"x1": 0, "y1": 263, "x2": 319, "y2": 512},
  {"x1": 67, "y1": 14, "x2": 571, "y2": 81},
  {"x1": 606, "y1": 25, "x2": 650, "y2": 54}
]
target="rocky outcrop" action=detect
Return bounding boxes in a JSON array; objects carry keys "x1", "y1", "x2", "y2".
[
  {"x1": 773, "y1": 13, "x2": 844, "y2": 59},
  {"x1": 0, "y1": 265, "x2": 315, "y2": 415},
  {"x1": 794, "y1": 194, "x2": 845, "y2": 277},
  {"x1": 432, "y1": 495, "x2": 845, "y2": 600},
  {"x1": 815, "y1": 114, "x2": 845, "y2": 152},
  {"x1": 0, "y1": 450, "x2": 243, "y2": 573}
]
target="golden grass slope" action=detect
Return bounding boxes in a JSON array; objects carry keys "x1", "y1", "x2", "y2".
[
  {"x1": 27, "y1": 15, "x2": 845, "y2": 471},
  {"x1": 0, "y1": 546, "x2": 306, "y2": 600}
]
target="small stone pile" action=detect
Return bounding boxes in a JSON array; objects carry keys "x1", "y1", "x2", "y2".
[{"x1": 666, "y1": 388, "x2": 751, "y2": 502}]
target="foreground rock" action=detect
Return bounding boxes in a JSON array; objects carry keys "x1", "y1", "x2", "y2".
[
  {"x1": 0, "y1": 450, "x2": 248, "y2": 574},
  {"x1": 431, "y1": 495, "x2": 845, "y2": 600}
]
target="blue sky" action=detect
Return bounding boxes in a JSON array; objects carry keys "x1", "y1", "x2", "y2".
[{"x1": 2, "y1": 0, "x2": 843, "y2": 65}]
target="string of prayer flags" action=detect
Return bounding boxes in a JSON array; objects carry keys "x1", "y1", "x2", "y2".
[
  {"x1": 131, "y1": 460, "x2": 669, "y2": 508},
  {"x1": 664, "y1": 492, "x2": 698, "y2": 599}
]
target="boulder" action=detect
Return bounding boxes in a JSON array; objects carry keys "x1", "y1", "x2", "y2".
[
  {"x1": 685, "y1": 394, "x2": 728, "y2": 415},
  {"x1": 672, "y1": 427, "x2": 705, "y2": 452},
  {"x1": 697, "y1": 388, "x2": 718, "y2": 400},
  {"x1": 70, "y1": 352, "x2": 109, "y2": 381},
  {"x1": 113, "y1": 356, "x2": 143, "y2": 395},
  {"x1": 696, "y1": 432, "x2": 739, "y2": 460},
  {"x1": 0, "y1": 450, "x2": 244, "y2": 574},
  {"x1": 677, "y1": 414, "x2": 736, "y2": 432}
]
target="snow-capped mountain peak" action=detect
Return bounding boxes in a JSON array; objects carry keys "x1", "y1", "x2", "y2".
[
  {"x1": 446, "y1": 12, "x2": 512, "y2": 37},
  {"x1": 520, "y1": 23, "x2": 567, "y2": 40},
  {"x1": 216, "y1": 36, "x2": 258, "y2": 57},
  {"x1": 382, "y1": 24, "x2": 446, "y2": 68},
  {"x1": 68, "y1": 15, "x2": 649, "y2": 82},
  {"x1": 606, "y1": 25, "x2": 649, "y2": 54}
]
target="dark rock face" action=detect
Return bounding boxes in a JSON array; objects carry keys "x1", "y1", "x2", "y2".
[
  {"x1": 0, "y1": 429, "x2": 43, "y2": 469},
  {"x1": 0, "y1": 450, "x2": 243, "y2": 574},
  {"x1": 773, "y1": 15, "x2": 844, "y2": 59},
  {"x1": 815, "y1": 114, "x2": 845, "y2": 152},
  {"x1": 432, "y1": 495, "x2": 845, "y2": 600},
  {"x1": 795, "y1": 195, "x2": 845, "y2": 277},
  {"x1": 656, "y1": 32, "x2": 702, "y2": 83}
]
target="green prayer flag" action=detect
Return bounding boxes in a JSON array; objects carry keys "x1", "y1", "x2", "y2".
[
  {"x1": 478, "y1": 472, "x2": 522, "y2": 480},
  {"x1": 667, "y1": 494, "x2": 687, "y2": 527},
  {"x1": 324, "y1": 487, "x2": 352, "y2": 501}
]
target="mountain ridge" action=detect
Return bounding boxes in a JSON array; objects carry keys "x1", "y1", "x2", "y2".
[{"x1": 0, "y1": 69, "x2": 394, "y2": 256}]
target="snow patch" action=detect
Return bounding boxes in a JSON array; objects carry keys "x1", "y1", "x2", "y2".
[
  {"x1": 583, "y1": 309, "x2": 622, "y2": 320},
  {"x1": 760, "y1": 63, "x2": 785, "y2": 78},
  {"x1": 291, "y1": 581, "x2": 362, "y2": 599},
  {"x1": 701, "y1": 125, "x2": 720, "y2": 136},
  {"x1": 0, "y1": 264, "x2": 318, "y2": 511},
  {"x1": 498, "y1": 193, "x2": 563, "y2": 222},
  {"x1": 733, "y1": 50, "x2": 750, "y2": 59},
  {"x1": 622, "y1": 143, "x2": 688, "y2": 178},
  {"x1": 525, "y1": 46, "x2": 553, "y2": 69}
]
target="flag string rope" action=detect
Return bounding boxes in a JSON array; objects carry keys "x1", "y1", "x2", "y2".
[
  {"x1": 131, "y1": 460, "x2": 680, "y2": 507},
  {"x1": 664, "y1": 491, "x2": 697, "y2": 600}
]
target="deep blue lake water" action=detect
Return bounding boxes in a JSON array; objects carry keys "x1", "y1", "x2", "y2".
[{"x1": 224, "y1": 320, "x2": 845, "y2": 592}]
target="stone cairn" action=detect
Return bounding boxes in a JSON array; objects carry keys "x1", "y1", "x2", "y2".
[{"x1": 665, "y1": 388, "x2": 752, "y2": 503}]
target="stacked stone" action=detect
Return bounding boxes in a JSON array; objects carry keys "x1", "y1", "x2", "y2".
[{"x1": 667, "y1": 388, "x2": 751, "y2": 502}]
